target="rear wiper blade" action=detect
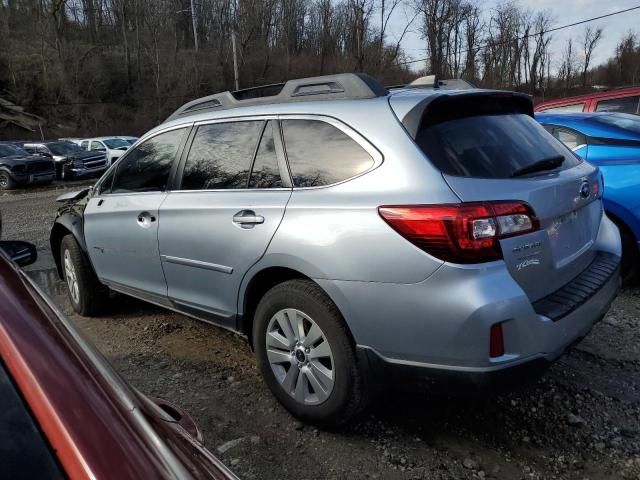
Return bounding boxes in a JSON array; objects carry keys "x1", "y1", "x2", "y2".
[{"x1": 510, "y1": 155, "x2": 564, "y2": 178}]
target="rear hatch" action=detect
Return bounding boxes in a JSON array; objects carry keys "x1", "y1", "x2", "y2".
[{"x1": 394, "y1": 91, "x2": 603, "y2": 301}]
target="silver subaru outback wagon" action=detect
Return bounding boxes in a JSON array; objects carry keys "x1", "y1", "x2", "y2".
[{"x1": 51, "y1": 73, "x2": 621, "y2": 427}]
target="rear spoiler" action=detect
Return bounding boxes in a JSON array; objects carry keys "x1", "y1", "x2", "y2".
[{"x1": 402, "y1": 91, "x2": 534, "y2": 139}]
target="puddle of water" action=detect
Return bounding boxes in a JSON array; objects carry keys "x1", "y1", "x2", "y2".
[{"x1": 26, "y1": 268, "x2": 67, "y2": 297}]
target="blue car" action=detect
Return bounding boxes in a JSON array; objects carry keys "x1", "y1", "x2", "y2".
[{"x1": 536, "y1": 112, "x2": 640, "y2": 281}]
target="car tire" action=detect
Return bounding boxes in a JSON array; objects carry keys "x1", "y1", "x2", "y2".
[
  {"x1": 61, "y1": 166, "x2": 73, "y2": 181},
  {"x1": 60, "y1": 235, "x2": 109, "y2": 316},
  {"x1": 253, "y1": 279, "x2": 369, "y2": 428},
  {"x1": 618, "y1": 223, "x2": 639, "y2": 284},
  {"x1": 0, "y1": 170, "x2": 15, "y2": 190}
]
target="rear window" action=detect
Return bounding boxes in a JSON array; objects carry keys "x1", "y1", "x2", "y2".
[
  {"x1": 595, "y1": 96, "x2": 639, "y2": 114},
  {"x1": 415, "y1": 114, "x2": 581, "y2": 178},
  {"x1": 282, "y1": 119, "x2": 374, "y2": 187},
  {"x1": 591, "y1": 114, "x2": 640, "y2": 134},
  {"x1": 539, "y1": 103, "x2": 585, "y2": 113}
]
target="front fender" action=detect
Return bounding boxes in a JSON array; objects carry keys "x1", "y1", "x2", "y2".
[{"x1": 50, "y1": 211, "x2": 86, "y2": 278}]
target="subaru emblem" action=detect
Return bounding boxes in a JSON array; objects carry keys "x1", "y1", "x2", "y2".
[{"x1": 580, "y1": 181, "x2": 590, "y2": 199}]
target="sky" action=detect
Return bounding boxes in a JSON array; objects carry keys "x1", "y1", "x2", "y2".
[{"x1": 387, "y1": 0, "x2": 640, "y2": 73}]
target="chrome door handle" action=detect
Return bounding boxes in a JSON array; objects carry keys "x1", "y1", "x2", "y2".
[{"x1": 233, "y1": 210, "x2": 264, "y2": 226}]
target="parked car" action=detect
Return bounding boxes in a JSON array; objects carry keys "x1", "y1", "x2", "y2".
[
  {"x1": 0, "y1": 240, "x2": 238, "y2": 480},
  {"x1": 22, "y1": 140, "x2": 108, "y2": 180},
  {"x1": 117, "y1": 135, "x2": 139, "y2": 145},
  {"x1": 536, "y1": 112, "x2": 640, "y2": 281},
  {"x1": 76, "y1": 137, "x2": 131, "y2": 165},
  {"x1": 0, "y1": 143, "x2": 54, "y2": 189},
  {"x1": 535, "y1": 86, "x2": 640, "y2": 115},
  {"x1": 50, "y1": 74, "x2": 621, "y2": 427}
]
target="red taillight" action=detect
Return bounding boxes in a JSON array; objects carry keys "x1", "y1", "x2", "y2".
[
  {"x1": 489, "y1": 323, "x2": 505, "y2": 358},
  {"x1": 378, "y1": 201, "x2": 539, "y2": 264}
]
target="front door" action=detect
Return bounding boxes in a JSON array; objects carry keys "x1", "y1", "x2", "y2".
[
  {"x1": 84, "y1": 127, "x2": 189, "y2": 302},
  {"x1": 158, "y1": 119, "x2": 291, "y2": 326}
]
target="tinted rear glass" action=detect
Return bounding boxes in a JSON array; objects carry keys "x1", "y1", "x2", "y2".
[
  {"x1": 282, "y1": 119, "x2": 374, "y2": 187},
  {"x1": 415, "y1": 114, "x2": 581, "y2": 178},
  {"x1": 591, "y1": 114, "x2": 640, "y2": 134},
  {"x1": 47, "y1": 142, "x2": 83, "y2": 155},
  {"x1": 595, "y1": 96, "x2": 639, "y2": 114}
]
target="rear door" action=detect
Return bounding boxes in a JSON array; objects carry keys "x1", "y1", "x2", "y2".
[
  {"x1": 84, "y1": 127, "x2": 188, "y2": 302},
  {"x1": 412, "y1": 109, "x2": 602, "y2": 302},
  {"x1": 158, "y1": 118, "x2": 291, "y2": 327}
]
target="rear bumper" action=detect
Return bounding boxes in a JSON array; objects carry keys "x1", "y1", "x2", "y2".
[
  {"x1": 317, "y1": 215, "x2": 621, "y2": 385},
  {"x1": 356, "y1": 262, "x2": 618, "y2": 388}
]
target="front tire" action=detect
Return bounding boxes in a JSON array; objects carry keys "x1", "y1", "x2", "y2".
[
  {"x1": 0, "y1": 171, "x2": 15, "y2": 190},
  {"x1": 253, "y1": 279, "x2": 368, "y2": 428},
  {"x1": 60, "y1": 235, "x2": 109, "y2": 316}
]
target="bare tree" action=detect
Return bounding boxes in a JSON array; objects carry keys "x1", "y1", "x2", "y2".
[
  {"x1": 558, "y1": 38, "x2": 577, "y2": 92},
  {"x1": 581, "y1": 25, "x2": 603, "y2": 88}
]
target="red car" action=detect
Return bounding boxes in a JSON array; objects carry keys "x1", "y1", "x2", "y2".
[
  {"x1": 535, "y1": 87, "x2": 640, "y2": 115},
  {"x1": 0, "y1": 240, "x2": 237, "y2": 480}
]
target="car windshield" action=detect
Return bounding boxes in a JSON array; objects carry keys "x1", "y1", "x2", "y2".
[
  {"x1": 103, "y1": 138, "x2": 130, "y2": 149},
  {"x1": 591, "y1": 114, "x2": 640, "y2": 134},
  {"x1": 47, "y1": 142, "x2": 83, "y2": 155},
  {"x1": 0, "y1": 144, "x2": 27, "y2": 157},
  {"x1": 415, "y1": 113, "x2": 581, "y2": 178}
]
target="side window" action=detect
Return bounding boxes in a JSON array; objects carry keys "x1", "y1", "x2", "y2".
[
  {"x1": 541, "y1": 103, "x2": 585, "y2": 113},
  {"x1": 182, "y1": 121, "x2": 262, "y2": 190},
  {"x1": 282, "y1": 119, "x2": 374, "y2": 187},
  {"x1": 0, "y1": 362, "x2": 64, "y2": 479},
  {"x1": 249, "y1": 121, "x2": 283, "y2": 188},
  {"x1": 553, "y1": 127, "x2": 587, "y2": 150},
  {"x1": 81, "y1": 141, "x2": 89, "y2": 150},
  {"x1": 91, "y1": 141, "x2": 106, "y2": 152},
  {"x1": 595, "y1": 96, "x2": 640, "y2": 114},
  {"x1": 111, "y1": 128, "x2": 186, "y2": 193}
]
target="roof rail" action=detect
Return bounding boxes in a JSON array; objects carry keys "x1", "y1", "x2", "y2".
[{"x1": 166, "y1": 73, "x2": 389, "y2": 122}]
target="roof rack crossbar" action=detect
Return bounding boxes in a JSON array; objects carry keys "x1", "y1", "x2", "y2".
[{"x1": 166, "y1": 73, "x2": 388, "y2": 122}]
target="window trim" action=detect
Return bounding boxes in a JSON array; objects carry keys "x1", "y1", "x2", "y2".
[
  {"x1": 542, "y1": 123, "x2": 588, "y2": 152},
  {"x1": 171, "y1": 115, "x2": 293, "y2": 193},
  {"x1": 97, "y1": 123, "x2": 193, "y2": 197},
  {"x1": 278, "y1": 114, "x2": 383, "y2": 190}
]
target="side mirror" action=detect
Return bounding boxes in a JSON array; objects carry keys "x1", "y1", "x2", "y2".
[{"x1": 0, "y1": 241, "x2": 37, "y2": 267}]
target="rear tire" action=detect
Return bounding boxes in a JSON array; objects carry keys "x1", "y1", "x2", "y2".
[
  {"x1": 60, "y1": 235, "x2": 109, "y2": 316},
  {"x1": 253, "y1": 279, "x2": 368, "y2": 428}
]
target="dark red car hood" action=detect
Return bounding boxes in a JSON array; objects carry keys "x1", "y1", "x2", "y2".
[{"x1": 0, "y1": 254, "x2": 237, "y2": 480}]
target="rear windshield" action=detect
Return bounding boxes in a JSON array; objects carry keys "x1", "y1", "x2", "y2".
[
  {"x1": 591, "y1": 113, "x2": 640, "y2": 134},
  {"x1": 415, "y1": 114, "x2": 581, "y2": 178},
  {"x1": 47, "y1": 142, "x2": 83, "y2": 155}
]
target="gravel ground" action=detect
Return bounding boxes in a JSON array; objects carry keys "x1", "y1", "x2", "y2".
[{"x1": 1, "y1": 184, "x2": 639, "y2": 480}]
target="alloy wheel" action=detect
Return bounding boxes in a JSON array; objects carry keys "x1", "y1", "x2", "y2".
[
  {"x1": 63, "y1": 249, "x2": 80, "y2": 304},
  {"x1": 0, "y1": 174, "x2": 8, "y2": 188},
  {"x1": 266, "y1": 308, "x2": 335, "y2": 405}
]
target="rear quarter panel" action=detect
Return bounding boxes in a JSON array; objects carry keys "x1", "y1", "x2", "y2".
[{"x1": 586, "y1": 145, "x2": 640, "y2": 241}]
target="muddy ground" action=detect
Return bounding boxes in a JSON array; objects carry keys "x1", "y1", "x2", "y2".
[{"x1": 1, "y1": 183, "x2": 639, "y2": 480}]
